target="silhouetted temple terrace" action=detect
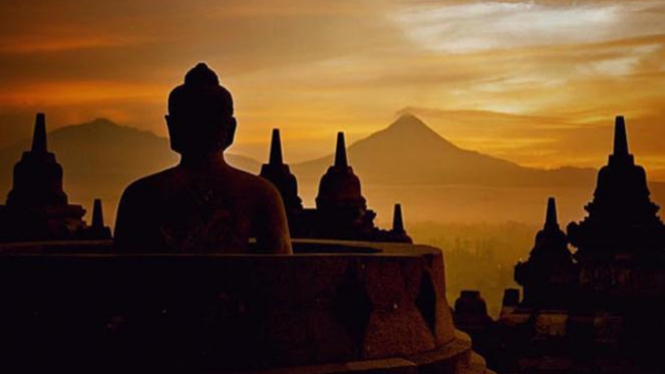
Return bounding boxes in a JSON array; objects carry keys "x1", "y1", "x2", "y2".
[
  {"x1": 0, "y1": 113, "x2": 110, "y2": 242},
  {"x1": 0, "y1": 64, "x2": 490, "y2": 374},
  {"x1": 454, "y1": 116, "x2": 665, "y2": 374},
  {"x1": 259, "y1": 129, "x2": 412, "y2": 243},
  {"x1": 5, "y1": 58, "x2": 665, "y2": 374},
  {"x1": 568, "y1": 116, "x2": 665, "y2": 257}
]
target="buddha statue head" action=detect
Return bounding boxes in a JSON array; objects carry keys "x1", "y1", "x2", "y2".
[{"x1": 166, "y1": 63, "x2": 236, "y2": 155}]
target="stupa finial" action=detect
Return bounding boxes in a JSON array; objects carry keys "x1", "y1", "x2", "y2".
[
  {"x1": 545, "y1": 197, "x2": 559, "y2": 230},
  {"x1": 269, "y1": 128, "x2": 283, "y2": 165},
  {"x1": 31, "y1": 113, "x2": 47, "y2": 153},
  {"x1": 334, "y1": 132, "x2": 348, "y2": 168},
  {"x1": 92, "y1": 199, "x2": 105, "y2": 229},
  {"x1": 613, "y1": 115, "x2": 629, "y2": 157},
  {"x1": 392, "y1": 203, "x2": 405, "y2": 233}
]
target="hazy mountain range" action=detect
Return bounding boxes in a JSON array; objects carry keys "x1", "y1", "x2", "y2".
[
  {"x1": 292, "y1": 114, "x2": 596, "y2": 187},
  {"x1": 0, "y1": 114, "x2": 662, "y2": 227}
]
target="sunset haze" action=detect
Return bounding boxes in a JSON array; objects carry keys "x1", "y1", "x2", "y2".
[{"x1": 1, "y1": 0, "x2": 664, "y2": 180}]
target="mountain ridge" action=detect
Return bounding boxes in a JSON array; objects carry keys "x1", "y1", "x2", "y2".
[
  {"x1": 291, "y1": 113, "x2": 597, "y2": 187},
  {"x1": 3, "y1": 114, "x2": 656, "y2": 227},
  {"x1": 0, "y1": 118, "x2": 260, "y2": 178},
  {"x1": 0, "y1": 119, "x2": 261, "y2": 225},
  {"x1": 0, "y1": 114, "x2": 601, "y2": 196}
]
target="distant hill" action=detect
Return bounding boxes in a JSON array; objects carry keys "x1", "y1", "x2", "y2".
[
  {"x1": 290, "y1": 114, "x2": 665, "y2": 226},
  {"x1": 0, "y1": 118, "x2": 260, "y2": 183},
  {"x1": 0, "y1": 119, "x2": 260, "y2": 225},
  {"x1": 0, "y1": 114, "x2": 662, "y2": 227},
  {"x1": 292, "y1": 113, "x2": 597, "y2": 187}
]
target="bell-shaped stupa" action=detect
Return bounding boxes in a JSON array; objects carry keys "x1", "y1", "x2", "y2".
[
  {"x1": 0, "y1": 114, "x2": 107, "y2": 242},
  {"x1": 567, "y1": 116, "x2": 665, "y2": 257},
  {"x1": 259, "y1": 129, "x2": 303, "y2": 214},
  {"x1": 383, "y1": 203, "x2": 412, "y2": 243},
  {"x1": 312, "y1": 132, "x2": 377, "y2": 239},
  {"x1": 515, "y1": 198, "x2": 576, "y2": 308},
  {"x1": 81, "y1": 199, "x2": 112, "y2": 239},
  {"x1": 7, "y1": 113, "x2": 70, "y2": 208},
  {"x1": 316, "y1": 132, "x2": 367, "y2": 212}
]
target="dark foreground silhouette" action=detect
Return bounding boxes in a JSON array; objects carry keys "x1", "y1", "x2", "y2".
[
  {"x1": 259, "y1": 129, "x2": 412, "y2": 242},
  {"x1": 454, "y1": 117, "x2": 665, "y2": 374},
  {"x1": 114, "y1": 63, "x2": 292, "y2": 254},
  {"x1": 0, "y1": 113, "x2": 111, "y2": 242}
]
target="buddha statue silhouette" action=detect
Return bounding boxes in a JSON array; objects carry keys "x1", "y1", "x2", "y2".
[{"x1": 114, "y1": 63, "x2": 292, "y2": 254}]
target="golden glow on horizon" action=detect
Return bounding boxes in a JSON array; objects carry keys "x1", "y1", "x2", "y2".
[{"x1": 0, "y1": 0, "x2": 664, "y2": 179}]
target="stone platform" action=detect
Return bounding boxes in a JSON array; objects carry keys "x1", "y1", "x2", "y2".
[{"x1": 0, "y1": 240, "x2": 492, "y2": 373}]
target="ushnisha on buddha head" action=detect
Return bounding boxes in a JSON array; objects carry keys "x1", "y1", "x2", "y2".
[{"x1": 166, "y1": 63, "x2": 236, "y2": 155}]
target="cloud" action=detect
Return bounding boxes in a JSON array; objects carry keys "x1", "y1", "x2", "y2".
[
  {"x1": 403, "y1": 104, "x2": 665, "y2": 177},
  {"x1": 0, "y1": 0, "x2": 664, "y2": 177},
  {"x1": 0, "y1": 35, "x2": 149, "y2": 54},
  {"x1": 390, "y1": 1, "x2": 665, "y2": 53}
]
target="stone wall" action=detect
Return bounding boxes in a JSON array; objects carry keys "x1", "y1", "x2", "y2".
[{"x1": 0, "y1": 240, "x2": 491, "y2": 373}]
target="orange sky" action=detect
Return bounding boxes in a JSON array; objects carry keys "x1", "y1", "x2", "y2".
[{"x1": 1, "y1": 0, "x2": 665, "y2": 180}]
